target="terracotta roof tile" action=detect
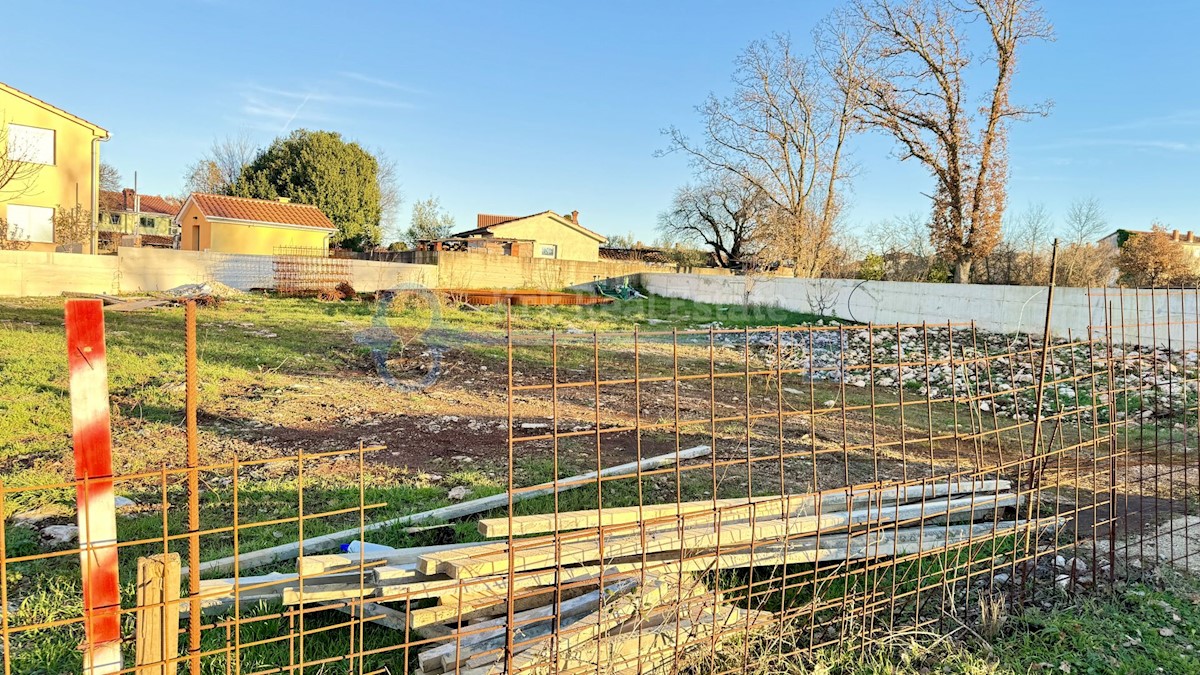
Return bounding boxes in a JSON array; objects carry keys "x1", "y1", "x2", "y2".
[
  {"x1": 188, "y1": 194, "x2": 336, "y2": 231},
  {"x1": 101, "y1": 189, "x2": 182, "y2": 216}
]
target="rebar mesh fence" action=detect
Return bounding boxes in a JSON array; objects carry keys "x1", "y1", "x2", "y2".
[
  {"x1": 273, "y1": 246, "x2": 352, "y2": 296},
  {"x1": 1, "y1": 287, "x2": 1197, "y2": 674}
]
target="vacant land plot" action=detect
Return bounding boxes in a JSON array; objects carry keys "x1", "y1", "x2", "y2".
[{"x1": 1, "y1": 291, "x2": 1197, "y2": 673}]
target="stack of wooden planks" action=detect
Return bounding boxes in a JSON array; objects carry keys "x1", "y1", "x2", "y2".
[{"x1": 191, "y1": 477, "x2": 1046, "y2": 673}]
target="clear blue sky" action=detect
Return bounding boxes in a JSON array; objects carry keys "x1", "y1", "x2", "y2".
[{"x1": 4, "y1": 1, "x2": 1198, "y2": 242}]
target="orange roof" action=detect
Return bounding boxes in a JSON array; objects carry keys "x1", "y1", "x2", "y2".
[
  {"x1": 101, "y1": 189, "x2": 182, "y2": 216},
  {"x1": 184, "y1": 194, "x2": 336, "y2": 231}
]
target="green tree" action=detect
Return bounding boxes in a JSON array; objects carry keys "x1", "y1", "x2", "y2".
[
  {"x1": 405, "y1": 196, "x2": 456, "y2": 245},
  {"x1": 232, "y1": 129, "x2": 383, "y2": 250},
  {"x1": 858, "y1": 252, "x2": 885, "y2": 280}
]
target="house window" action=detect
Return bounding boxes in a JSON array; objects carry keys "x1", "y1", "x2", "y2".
[
  {"x1": 540, "y1": 244, "x2": 558, "y2": 258},
  {"x1": 139, "y1": 216, "x2": 156, "y2": 229},
  {"x1": 110, "y1": 214, "x2": 121, "y2": 225},
  {"x1": 6, "y1": 204, "x2": 55, "y2": 243},
  {"x1": 6, "y1": 124, "x2": 55, "y2": 165}
]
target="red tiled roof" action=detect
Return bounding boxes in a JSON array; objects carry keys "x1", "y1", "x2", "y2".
[
  {"x1": 139, "y1": 234, "x2": 176, "y2": 248},
  {"x1": 101, "y1": 189, "x2": 182, "y2": 216},
  {"x1": 477, "y1": 213, "x2": 520, "y2": 228},
  {"x1": 187, "y1": 194, "x2": 336, "y2": 231}
]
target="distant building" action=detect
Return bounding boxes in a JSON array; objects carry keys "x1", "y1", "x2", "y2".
[
  {"x1": 441, "y1": 210, "x2": 608, "y2": 262},
  {"x1": 175, "y1": 194, "x2": 337, "y2": 255},
  {"x1": 1100, "y1": 228, "x2": 1200, "y2": 264},
  {"x1": 0, "y1": 81, "x2": 109, "y2": 253},
  {"x1": 98, "y1": 188, "x2": 182, "y2": 249}
]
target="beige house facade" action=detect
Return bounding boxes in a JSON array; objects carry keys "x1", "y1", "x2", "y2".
[{"x1": 450, "y1": 210, "x2": 607, "y2": 262}]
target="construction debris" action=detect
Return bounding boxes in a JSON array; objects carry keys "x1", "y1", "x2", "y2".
[{"x1": 195, "y1": 475, "x2": 1050, "y2": 674}]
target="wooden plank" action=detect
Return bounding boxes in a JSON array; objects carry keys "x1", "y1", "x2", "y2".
[
  {"x1": 195, "y1": 445, "x2": 711, "y2": 577},
  {"x1": 441, "y1": 493, "x2": 1019, "y2": 578},
  {"x1": 428, "y1": 578, "x2": 640, "y2": 674},
  {"x1": 65, "y1": 299, "x2": 123, "y2": 675},
  {"x1": 468, "y1": 578, "x2": 672, "y2": 675},
  {"x1": 297, "y1": 541, "x2": 482, "y2": 577},
  {"x1": 183, "y1": 571, "x2": 371, "y2": 616},
  {"x1": 477, "y1": 480, "x2": 1012, "y2": 538},
  {"x1": 432, "y1": 484, "x2": 1013, "y2": 575},
  {"x1": 383, "y1": 518, "x2": 1045, "y2": 605},
  {"x1": 105, "y1": 299, "x2": 171, "y2": 312},
  {"x1": 598, "y1": 605, "x2": 777, "y2": 675},
  {"x1": 135, "y1": 553, "x2": 181, "y2": 675},
  {"x1": 282, "y1": 582, "x2": 382, "y2": 605},
  {"x1": 324, "y1": 600, "x2": 453, "y2": 639},
  {"x1": 410, "y1": 584, "x2": 593, "y2": 630}
]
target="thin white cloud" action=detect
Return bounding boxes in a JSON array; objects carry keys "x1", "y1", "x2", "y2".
[
  {"x1": 1027, "y1": 138, "x2": 1200, "y2": 153},
  {"x1": 339, "y1": 71, "x2": 425, "y2": 95},
  {"x1": 247, "y1": 84, "x2": 414, "y2": 110},
  {"x1": 1084, "y1": 109, "x2": 1200, "y2": 134}
]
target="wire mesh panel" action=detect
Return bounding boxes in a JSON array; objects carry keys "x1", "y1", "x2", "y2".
[
  {"x1": 273, "y1": 246, "x2": 353, "y2": 296},
  {"x1": 1, "y1": 289, "x2": 1198, "y2": 674}
]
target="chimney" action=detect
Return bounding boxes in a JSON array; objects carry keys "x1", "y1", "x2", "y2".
[
  {"x1": 122, "y1": 187, "x2": 136, "y2": 211},
  {"x1": 1190, "y1": 232, "x2": 1196, "y2": 243},
  {"x1": 571, "y1": 210, "x2": 579, "y2": 224}
]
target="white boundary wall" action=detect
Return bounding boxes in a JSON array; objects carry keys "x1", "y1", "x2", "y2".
[
  {"x1": 641, "y1": 273, "x2": 1199, "y2": 348},
  {"x1": 0, "y1": 248, "x2": 436, "y2": 297}
]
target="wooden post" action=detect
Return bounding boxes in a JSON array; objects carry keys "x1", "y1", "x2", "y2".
[
  {"x1": 65, "y1": 299, "x2": 123, "y2": 674},
  {"x1": 136, "y1": 553, "x2": 181, "y2": 674}
]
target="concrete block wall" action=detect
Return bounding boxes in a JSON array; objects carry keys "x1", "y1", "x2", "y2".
[
  {"x1": 640, "y1": 273, "x2": 1198, "y2": 348},
  {"x1": 0, "y1": 248, "x2": 439, "y2": 297},
  {"x1": 0, "y1": 250, "x2": 121, "y2": 296},
  {"x1": 432, "y1": 252, "x2": 727, "y2": 290}
]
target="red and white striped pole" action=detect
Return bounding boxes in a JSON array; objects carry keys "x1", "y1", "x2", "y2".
[{"x1": 65, "y1": 299, "x2": 122, "y2": 674}]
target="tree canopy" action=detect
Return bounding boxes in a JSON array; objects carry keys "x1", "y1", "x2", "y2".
[
  {"x1": 231, "y1": 129, "x2": 383, "y2": 250},
  {"x1": 405, "y1": 196, "x2": 456, "y2": 246},
  {"x1": 1117, "y1": 225, "x2": 1194, "y2": 288}
]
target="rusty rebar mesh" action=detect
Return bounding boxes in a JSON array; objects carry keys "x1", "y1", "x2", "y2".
[
  {"x1": 273, "y1": 245, "x2": 353, "y2": 296},
  {"x1": 2, "y1": 287, "x2": 1198, "y2": 674}
]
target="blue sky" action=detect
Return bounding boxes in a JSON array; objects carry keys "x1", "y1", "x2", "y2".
[{"x1": 4, "y1": 1, "x2": 1198, "y2": 243}]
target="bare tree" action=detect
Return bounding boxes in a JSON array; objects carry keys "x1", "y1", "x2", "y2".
[
  {"x1": 53, "y1": 203, "x2": 93, "y2": 248},
  {"x1": 658, "y1": 174, "x2": 766, "y2": 268},
  {"x1": 375, "y1": 148, "x2": 404, "y2": 244},
  {"x1": 1010, "y1": 202, "x2": 1052, "y2": 283},
  {"x1": 662, "y1": 31, "x2": 865, "y2": 277},
  {"x1": 1056, "y1": 197, "x2": 1114, "y2": 287},
  {"x1": 181, "y1": 133, "x2": 259, "y2": 197},
  {"x1": 0, "y1": 121, "x2": 47, "y2": 203},
  {"x1": 99, "y1": 162, "x2": 122, "y2": 192},
  {"x1": 853, "y1": 0, "x2": 1053, "y2": 283},
  {"x1": 875, "y1": 212, "x2": 942, "y2": 281},
  {"x1": 1062, "y1": 197, "x2": 1107, "y2": 245},
  {"x1": 0, "y1": 219, "x2": 30, "y2": 251}
]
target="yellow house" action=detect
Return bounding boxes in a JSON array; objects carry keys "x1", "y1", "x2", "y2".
[
  {"x1": 0, "y1": 81, "x2": 110, "y2": 253},
  {"x1": 451, "y1": 210, "x2": 607, "y2": 262},
  {"x1": 175, "y1": 193, "x2": 337, "y2": 255}
]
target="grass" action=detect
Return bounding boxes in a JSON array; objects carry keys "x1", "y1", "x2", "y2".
[{"x1": 705, "y1": 573, "x2": 1200, "y2": 674}]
